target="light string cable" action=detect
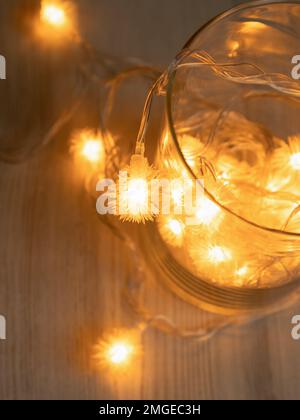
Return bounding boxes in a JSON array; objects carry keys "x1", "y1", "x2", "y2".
[
  {"x1": 0, "y1": 32, "x2": 88, "y2": 164},
  {"x1": 4, "y1": 3, "x2": 300, "y2": 341},
  {"x1": 113, "y1": 49, "x2": 300, "y2": 340},
  {"x1": 101, "y1": 65, "x2": 163, "y2": 177},
  {"x1": 89, "y1": 61, "x2": 235, "y2": 341},
  {"x1": 167, "y1": 48, "x2": 300, "y2": 172},
  {"x1": 167, "y1": 49, "x2": 300, "y2": 231},
  {"x1": 129, "y1": 47, "x2": 300, "y2": 177},
  {"x1": 91, "y1": 64, "x2": 162, "y2": 239},
  {"x1": 166, "y1": 50, "x2": 300, "y2": 290},
  {"x1": 0, "y1": 1, "x2": 146, "y2": 165},
  {"x1": 0, "y1": 72, "x2": 86, "y2": 164}
]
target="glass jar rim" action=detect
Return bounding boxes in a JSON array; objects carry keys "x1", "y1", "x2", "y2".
[
  {"x1": 165, "y1": 0, "x2": 300, "y2": 239},
  {"x1": 183, "y1": 0, "x2": 300, "y2": 50}
]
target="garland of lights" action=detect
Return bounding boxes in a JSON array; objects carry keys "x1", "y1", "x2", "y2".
[{"x1": 3, "y1": 0, "x2": 300, "y2": 372}]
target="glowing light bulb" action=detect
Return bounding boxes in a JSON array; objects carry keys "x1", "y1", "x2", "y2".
[
  {"x1": 270, "y1": 136, "x2": 300, "y2": 182},
  {"x1": 235, "y1": 265, "x2": 249, "y2": 277},
  {"x1": 118, "y1": 176, "x2": 153, "y2": 223},
  {"x1": 94, "y1": 329, "x2": 141, "y2": 371},
  {"x1": 127, "y1": 178, "x2": 149, "y2": 214},
  {"x1": 167, "y1": 219, "x2": 184, "y2": 237},
  {"x1": 41, "y1": 2, "x2": 66, "y2": 27},
  {"x1": 195, "y1": 197, "x2": 220, "y2": 225},
  {"x1": 290, "y1": 153, "x2": 300, "y2": 171},
  {"x1": 158, "y1": 217, "x2": 185, "y2": 247},
  {"x1": 71, "y1": 129, "x2": 105, "y2": 169},
  {"x1": 208, "y1": 246, "x2": 232, "y2": 264},
  {"x1": 118, "y1": 154, "x2": 157, "y2": 223},
  {"x1": 107, "y1": 342, "x2": 133, "y2": 365},
  {"x1": 81, "y1": 140, "x2": 103, "y2": 163},
  {"x1": 38, "y1": 0, "x2": 77, "y2": 40}
]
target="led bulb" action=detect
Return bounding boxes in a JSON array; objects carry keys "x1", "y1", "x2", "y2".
[
  {"x1": 127, "y1": 178, "x2": 149, "y2": 214},
  {"x1": 38, "y1": 0, "x2": 76, "y2": 40},
  {"x1": 71, "y1": 129, "x2": 105, "y2": 168},
  {"x1": 42, "y1": 4, "x2": 66, "y2": 26},
  {"x1": 208, "y1": 246, "x2": 232, "y2": 264},
  {"x1": 107, "y1": 342, "x2": 133, "y2": 365},
  {"x1": 40, "y1": 0, "x2": 68, "y2": 27},
  {"x1": 195, "y1": 198, "x2": 220, "y2": 225},
  {"x1": 81, "y1": 140, "x2": 103, "y2": 163},
  {"x1": 290, "y1": 153, "x2": 300, "y2": 171},
  {"x1": 167, "y1": 219, "x2": 184, "y2": 236},
  {"x1": 235, "y1": 265, "x2": 249, "y2": 277},
  {"x1": 118, "y1": 154, "x2": 157, "y2": 223},
  {"x1": 94, "y1": 329, "x2": 141, "y2": 371},
  {"x1": 158, "y1": 216, "x2": 185, "y2": 248}
]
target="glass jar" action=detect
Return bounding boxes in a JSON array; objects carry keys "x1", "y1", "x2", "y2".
[{"x1": 102, "y1": 0, "x2": 300, "y2": 316}]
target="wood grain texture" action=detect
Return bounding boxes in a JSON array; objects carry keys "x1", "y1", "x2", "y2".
[{"x1": 1, "y1": 0, "x2": 300, "y2": 400}]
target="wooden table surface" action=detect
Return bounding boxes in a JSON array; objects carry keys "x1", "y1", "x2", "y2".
[{"x1": 1, "y1": 0, "x2": 300, "y2": 400}]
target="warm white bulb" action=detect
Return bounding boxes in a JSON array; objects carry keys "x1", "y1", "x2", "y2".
[
  {"x1": 107, "y1": 342, "x2": 132, "y2": 365},
  {"x1": 235, "y1": 266, "x2": 248, "y2": 277},
  {"x1": 290, "y1": 152, "x2": 300, "y2": 171},
  {"x1": 208, "y1": 246, "x2": 231, "y2": 264},
  {"x1": 127, "y1": 178, "x2": 149, "y2": 215},
  {"x1": 167, "y1": 219, "x2": 184, "y2": 237},
  {"x1": 195, "y1": 198, "x2": 220, "y2": 225},
  {"x1": 42, "y1": 4, "x2": 66, "y2": 26},
  {"x1": 82, "y1": 140, "x2": 103, "y2": 163},
  {"x1": 94, "y1": 329, "x2": 141, "y2": 370}
]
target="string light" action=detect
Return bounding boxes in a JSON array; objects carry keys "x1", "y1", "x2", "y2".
[
  {"x1": 41, "y1": 2, "x2": 66, "y2": 27},
  {"x1": 194, "y1": 197, "x2": 221, "y2": 226},
  {"x1": 117, "y1": 154, "x2": 158, "y2": 223},
  {"x1": 158, "y1": 216, "x2": 185, "y2": 247},
  {"x1": 94, "y1": 328, "x2": 141, "y2": 371},
  {"x1": 285, "y1": 136, "x2": 300, "y2": 173},
  {"x1": 127, "y1": 179, "x2": 148, "y2": 211},
  {"x1": 235, "y1": 265, "x2": 249, "y2": 277},
  {"x1": 38, "y1": 0, "x2": 76, "y2": 40},
  {"x1": 9, "y1": 3, "x2": 300, "y2": 349},
  {"x1": 290, "y1": 152, "x2": 300, "y2": 171},
  {"x1": 178, "y1": 129, "x2": 300, "y2": 285},
  {"x1": 71, "y1": 129, "x2": 105, "y2": 166},
  {"x1": 107, "y1": 342, "x2": 133, "y2": 365},
  {"x1": 81, "y1": 140, "x2": 103, "y2": 163},
  {"x1": 168, "y1": 218, "x2": 184, "y2": 236},
  {"x1": 188, "y1": 240, "x2": 235, "y2": 286},
  {"x1": 208, "y1": 245, "x2": 232, "y2": 264},
  {"x1": 269, "y1": 136, "x2": 300, "y2": 181},
  {"x1": 30, "y1": 1, "x2": 300, "y2": 297}
]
